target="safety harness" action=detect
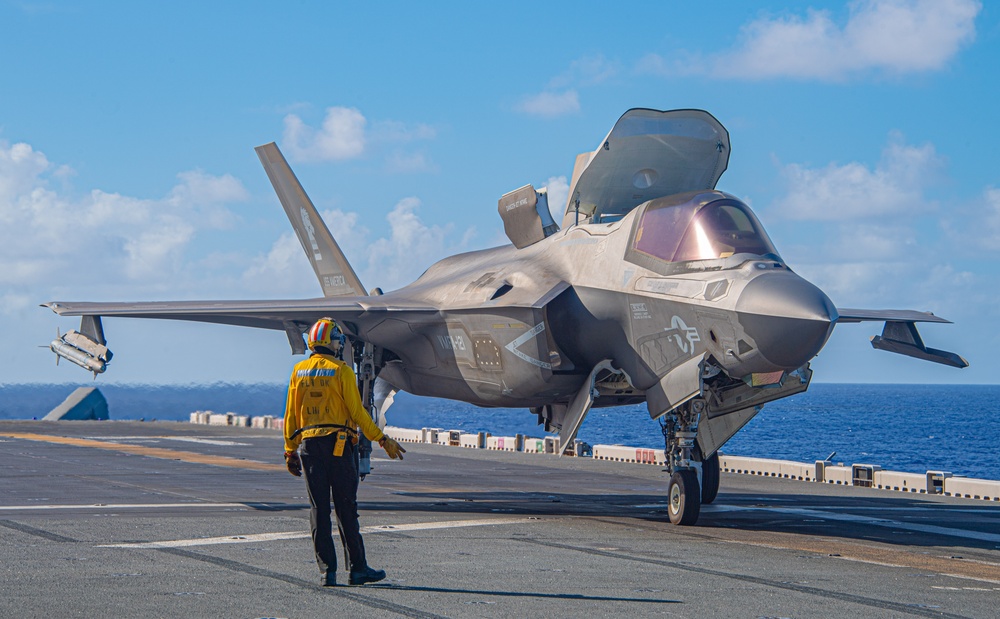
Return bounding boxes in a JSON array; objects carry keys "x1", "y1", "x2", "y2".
[{"x1": 288, "y1": 423, "x2": 358, "y2": 441}]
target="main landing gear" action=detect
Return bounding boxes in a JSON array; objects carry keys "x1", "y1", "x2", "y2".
[{"x1": 660, "y1": 398, "x2": 719, "y2": 525}]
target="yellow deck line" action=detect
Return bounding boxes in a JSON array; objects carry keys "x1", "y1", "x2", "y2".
[{"x1": 0, "y1": 432, "x2": 282, "y2": 472}]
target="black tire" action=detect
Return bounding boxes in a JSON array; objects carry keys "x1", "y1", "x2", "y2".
[
  {"x1": 701, "y1": 452, "x2": 720, "y2": 505},
  {"x1": 667, "y1": 469, "x2": 701, "y2": 525}
]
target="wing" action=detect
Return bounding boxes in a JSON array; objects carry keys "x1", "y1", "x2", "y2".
[
  {"x1": 44, "y1": 297, "x2": 365, "y2": 326},
  {"x1": 835, "y1": 307, "x2": 967, "y2": 368},
  {"x1": 43, "y1": 294, "x2": 437, "y2": 370},
  {"x1": 835, "y1": 308, "x2": 950, "y2": 324},
  {"x1": 43, "y1": 297, "x2": 369, "y2": 356},
  {"x1": 44, "y1": 142, "x2": 396, "y2": 375}
]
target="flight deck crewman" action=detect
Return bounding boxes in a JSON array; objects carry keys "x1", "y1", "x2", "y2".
[{"x1": 283, "y1": 318, "x2": 406, "y2": 587}]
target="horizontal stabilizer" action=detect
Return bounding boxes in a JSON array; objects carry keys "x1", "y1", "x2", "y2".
[
  {"x1": 870, "y1": 321, "x2": 968, "y2": 368},
  {"x1": 835, "y1": 309, "x2": 966, "y2": 368}
]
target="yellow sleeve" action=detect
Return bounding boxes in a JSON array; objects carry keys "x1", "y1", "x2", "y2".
[
  {"x1": 340, "y1": 364, "x2": 384, "y2": 443},
  {"x1": 283, "y1": 370, "x2": 302, "y2": 452}
]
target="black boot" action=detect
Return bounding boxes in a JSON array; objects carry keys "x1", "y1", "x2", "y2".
[
  {"x1": 322, "y1": 572, "x2": 337, "y2": 587},
  {"x1": 349, "y1": 566, "x2": 386, "y2": 585}
]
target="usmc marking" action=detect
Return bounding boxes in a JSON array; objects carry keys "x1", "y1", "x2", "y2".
[{"x1": 663, "y1": 316, "x2": 700, "y2": 354}]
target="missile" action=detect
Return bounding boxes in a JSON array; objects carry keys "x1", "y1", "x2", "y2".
[{"x1": 49, "y1": 330, "x2": 112, "y2": 375}]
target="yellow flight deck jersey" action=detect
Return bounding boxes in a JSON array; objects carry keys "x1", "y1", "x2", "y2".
[{"x1": 283, "y1": 353, "x2": 385, "y2": 453}]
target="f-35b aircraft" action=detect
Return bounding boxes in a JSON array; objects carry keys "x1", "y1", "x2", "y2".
[{"x1": 45, "y1": 108, "x2": 967, "y2": 525}]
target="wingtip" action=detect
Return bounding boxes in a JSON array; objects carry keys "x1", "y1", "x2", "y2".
[{"x1": 254, "y1": 141, "x2": 279, "y2": 154}]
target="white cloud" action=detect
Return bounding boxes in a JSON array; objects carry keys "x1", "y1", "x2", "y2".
[
  {"x1": 371, "y1": 120, "x2": 437, "y2": 144},
  {"x1": 643, "y1": 0, "x2": 981, "y2": 81},
  {"x1": 385, "y1": 150, "x2": 438, "y2": 174},
  {"x1": 515, "y1": 54, "x2": 617, "y2": 118},
  {"x1": 542, "y1": 175, "x2": 569, "y2": 224},
  {"x1": 168, "y1": 170, "x2": 248, "y2": 206},
  {"x1": 0, "y1": 292, "x2": 31, "y2": 315},
  {"x1": 365, "y1": 198, "x2": 475, "y2": 290},
  {"x1": 515, "y1": 90, "x2": 580, "y2": 118},
  {"x1": 0, "y1": 140, "x2": 248, "y2": 291},
  {"x1": 240, "y1": 232, "x2": 317, "y2": 295},
  {"x1": 165, "y1": 170, "x2": 246, "y2": 230},
  {"x1": 241, "y1": 201, "x2": 476, "y2": 295},
  {"x1": 0, "y1": 141, "x2": 49, "y2": 201},
  {"x1": 241, "y1": 208, "x2": 371, "y2": 296},
  {"x1": 282, "y1": 106, "x2": 367, "y2": 162},
  {"x1": 771, "y1": 133, "x2": 943, "y2": 220},
  {"x1": 766, "y1": 132, "x2": 982, "y2": 312},
  {"x1": 548, "y1": 54, "x2": 618, "y2": 89},
  {"x1": 941, "y1": 186, "x2": 1000, "y2": 253},
  {"x1": 633, "y1": 52, "x2": 678, "y2": 77},
  {"x1": 973, "y1": 187, "x2": 1000, "y2": 250},
  {"x1": 794, "y1": 258, "x2": 975, "y2": 317},
  {"x1": 281, "y1": 107, "x2": 439, "y2": 171},
  {"x1": 122, "y1": 219, "x2": 195, "y2": 279}
]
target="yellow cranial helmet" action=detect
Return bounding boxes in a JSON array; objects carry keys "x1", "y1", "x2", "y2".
[{"x1": 306, "y1": 317, "x2": 343, "y2": 352}]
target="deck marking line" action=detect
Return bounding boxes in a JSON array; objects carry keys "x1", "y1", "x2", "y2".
[
  {"x1": 98, "y1": 517, "x2": 538, "y2": 548},
  {"x1": 0, "y1": 502, "x2": 247, "y2": 511},
  {"x1": 158, "y1": 437, "x2": 252, "y2": 446},
  {"x1": 0, "y1": 432, "x2": 281, "y2": 471},
  {"x1": 712, "y1": 504, "x2": 1000, "y2": 543}
]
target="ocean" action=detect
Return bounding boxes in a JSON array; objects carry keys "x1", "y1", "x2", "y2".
[{"x1": 1, "y1": 383, "x2": 997, "y2": 480}]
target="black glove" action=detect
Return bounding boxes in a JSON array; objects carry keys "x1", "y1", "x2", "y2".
[{"x1": 284, "y1": 450, "x2": 302, "y2": 477}]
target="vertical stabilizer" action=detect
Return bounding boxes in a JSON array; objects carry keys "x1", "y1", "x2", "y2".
[{"x1": 255, "y1": 142, "x2": 367, "y2": 297}]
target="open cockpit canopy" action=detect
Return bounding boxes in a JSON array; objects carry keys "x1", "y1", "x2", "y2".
[
  {"x1": 627, "y1": 191, "x2": 780, "y2": 268},
  {"x1": 563, "y1": 108, "x2": 730, "y2": 227}
]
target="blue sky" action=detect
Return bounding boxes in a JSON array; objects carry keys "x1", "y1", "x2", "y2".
[{"x1": 1, "y1": 0, "x2": 996, "y2": 385}]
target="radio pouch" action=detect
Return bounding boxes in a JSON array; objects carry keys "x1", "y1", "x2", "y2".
[{"x1": 333, "y1": 431, "x2": 347, "y2": 457}]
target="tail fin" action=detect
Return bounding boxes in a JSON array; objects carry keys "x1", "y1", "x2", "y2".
[{"x1": 255, "y1": 142, "x2": 367, "y2": 297}]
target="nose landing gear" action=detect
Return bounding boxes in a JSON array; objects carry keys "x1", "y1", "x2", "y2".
[{"x1": 660, "y1": 398, "x2": 711, "y2": 525}]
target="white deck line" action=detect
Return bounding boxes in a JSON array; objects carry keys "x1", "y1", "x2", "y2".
[
  {"x1": 0, "y1": 502, "x2": 247, "y2": 511},
  {"x1": 712, "y1": 505, "x2": 1000, "y2": 543},
  {"x1": 96, "y1": 517, "x2": 538, "y2": 549}
]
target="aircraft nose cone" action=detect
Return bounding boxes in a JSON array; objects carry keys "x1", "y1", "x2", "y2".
[{"x1": 736, "y1": 272, "x2": 837, "y2": 370}]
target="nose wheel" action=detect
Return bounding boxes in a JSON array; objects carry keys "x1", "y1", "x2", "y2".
[{"x1": 667, "y1": 469, "x2": 700, "y2": 525}]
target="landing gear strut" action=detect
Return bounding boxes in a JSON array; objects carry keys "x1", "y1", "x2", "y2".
[{"x1": 660, "y1": 399, "x2": 705, "y2": 525}]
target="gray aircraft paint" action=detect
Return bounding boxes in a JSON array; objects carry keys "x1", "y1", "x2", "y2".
[{"x1": 44, "y1": 108, "x2": 966, "y2": 524}]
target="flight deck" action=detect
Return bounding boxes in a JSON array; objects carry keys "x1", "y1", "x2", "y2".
[{"x1": 2, "y1": 419, "x2": 998, "y2": 618}]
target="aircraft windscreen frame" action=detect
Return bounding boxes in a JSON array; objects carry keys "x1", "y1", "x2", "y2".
[{"x1": 625, "y1": 191, "x2": 781, "y2": 274}]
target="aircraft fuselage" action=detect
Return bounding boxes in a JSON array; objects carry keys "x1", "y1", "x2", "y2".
[{"x1": 358, "y1": 190, "x2": 837, "y2": 412}]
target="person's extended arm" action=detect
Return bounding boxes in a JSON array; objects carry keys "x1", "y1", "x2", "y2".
[{"x1": 341, "y1": 365, "x2": 405, "y2": 460}]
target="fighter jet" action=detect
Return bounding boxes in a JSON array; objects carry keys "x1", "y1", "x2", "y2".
[{"x1": 44, "y1": 108, "x2": 967, "y2": 525}]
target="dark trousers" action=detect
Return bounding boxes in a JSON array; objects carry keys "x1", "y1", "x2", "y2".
[{"x1": 300, "y1": 433, "x2": 367, "y2": 575}]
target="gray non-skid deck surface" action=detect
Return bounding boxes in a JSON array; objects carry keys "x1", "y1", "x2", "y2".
[{"x1": 1, "y1": 420, "x2": 998, "y2": 618}]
